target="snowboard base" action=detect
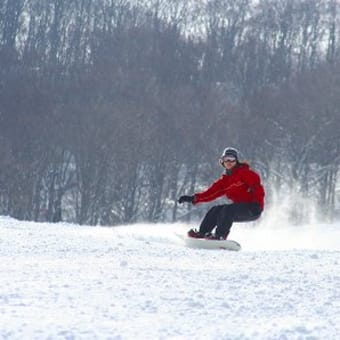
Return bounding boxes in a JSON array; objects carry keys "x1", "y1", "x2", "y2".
[{"x1": 184, "y1": 236, "x2": 241, "y2": 251}]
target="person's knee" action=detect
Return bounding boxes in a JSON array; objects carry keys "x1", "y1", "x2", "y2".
[{"x1": 207, "y1": 205, "x2": 223, "y2": 215}]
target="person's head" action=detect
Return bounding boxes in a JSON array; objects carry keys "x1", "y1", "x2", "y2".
[{"x1": 219, "y1": 147, "x2": 239, "y2": 170}]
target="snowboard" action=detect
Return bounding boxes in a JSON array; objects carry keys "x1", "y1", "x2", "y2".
[{"x1": 184, "y1": 236, "x2": 241, "y2": 251}]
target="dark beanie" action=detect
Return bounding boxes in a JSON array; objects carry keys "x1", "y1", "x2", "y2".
[{"x1": 221, "y1": 147, "x2": 239, "y2": 160}]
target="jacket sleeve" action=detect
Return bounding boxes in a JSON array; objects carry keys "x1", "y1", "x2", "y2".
[
  {"x1": 193, "y1": 177, "x2": 225, "y2": 204},
  {"x1": 241, "y1": 168, "x2": 265, "y2": 207}
]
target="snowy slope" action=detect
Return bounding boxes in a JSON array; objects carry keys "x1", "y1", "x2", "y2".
[{"x1": 0, "y1": 216, "x2": 339, "y2": 340}]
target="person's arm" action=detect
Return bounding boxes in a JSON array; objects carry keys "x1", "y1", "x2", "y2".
[
  {"x1": 242, "y1": 169, "x2": 265, "y2": 207},
  {"x1": 193, "y1": 177, "x2": 225, "y2": 204}
]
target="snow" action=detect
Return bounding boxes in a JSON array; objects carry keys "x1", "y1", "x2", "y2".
[{"x1": 0, "y1": 215, "x2": 339, "y2": 339}]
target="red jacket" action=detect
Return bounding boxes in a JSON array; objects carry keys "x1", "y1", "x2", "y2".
[{"x1": 193, "y1": 163, "x2": 265, "y2": 210}]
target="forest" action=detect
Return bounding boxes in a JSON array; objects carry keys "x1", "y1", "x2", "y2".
[{"x1": 0, "y1": 0, "x2": 339, "y2": 225}]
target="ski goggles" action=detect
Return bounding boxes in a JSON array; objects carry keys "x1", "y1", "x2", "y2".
[{"x1": 220, "y1": 156, "x2": 237, "y2": 163}]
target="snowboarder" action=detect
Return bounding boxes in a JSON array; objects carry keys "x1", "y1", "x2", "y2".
[{"x1": 178, "y1": 147, "x2": 265, "y2": 240}]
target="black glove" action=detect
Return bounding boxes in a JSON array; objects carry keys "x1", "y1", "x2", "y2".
[{"x1": 178, "y1": 195, "x2": 195, "y2": 204}]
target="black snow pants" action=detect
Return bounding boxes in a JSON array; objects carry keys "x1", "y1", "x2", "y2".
[{"x1": 198, "y1": 202, "x2": 262, "y2": 239}]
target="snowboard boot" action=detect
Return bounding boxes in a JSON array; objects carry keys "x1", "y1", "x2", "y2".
[
  {"x1": 204, "y1": 233, "x2": 227, "y2": 240},
  {"x1": 187, "y1": 228, "x2": 204, "y2": 238}
]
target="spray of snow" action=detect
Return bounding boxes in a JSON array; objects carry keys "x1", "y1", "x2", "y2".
[{"x1": 242, "y1": 184, "x2": 340, "y2": 251}]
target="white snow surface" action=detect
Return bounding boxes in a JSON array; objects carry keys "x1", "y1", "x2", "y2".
[{"x1": 0, "y1": 215, "x2": 340, "y2": 340}]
